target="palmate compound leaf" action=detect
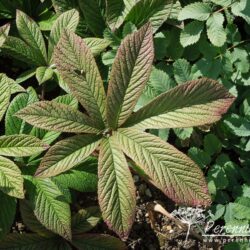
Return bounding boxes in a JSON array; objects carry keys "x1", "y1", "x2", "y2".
[
  {"x1": 115, "y1": 128, "x2": 211, "y2": 206},
  {"x1": 24, "y1": 176, "x2": 71, "y2": 241},
  {"x1": 0, "y1": 135, "x2": 48, "y2": 157},
  {"x1": 0, "y1": 156, "x2": 24, "y2": 198},
  {"x1": 16, "y1": 10, "x2": 47, "y2": 65},
  {"x1": 124, "y1": 78, "x2": 235, "y2": 129},
  {"x1": 48, "y1": 9, "x2": 79, "y2": 61},
  {"x1": 35, "y1": 134, "x2": 101, "y2": 178},
  {"x1": 15, "y1": 101, "x2": 100, "y2": 133},
  {"x1": 98, "y1": 137, "x2": 136, "y2": 239},
  {"x1": 54, "y1": 30, "x2": 107, "y2": 128},
  {"x1": 106, "y1": 22, "x2": 154, "y2": 129}
]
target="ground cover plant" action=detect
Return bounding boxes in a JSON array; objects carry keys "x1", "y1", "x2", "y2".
[{"x1": 0, "y1": 0, "x2": 249, "y2": 249}]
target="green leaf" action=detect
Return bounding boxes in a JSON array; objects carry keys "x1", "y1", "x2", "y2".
[
  {"x1": 78, "y1": 0, "x2": 105, "y2": 36},
  {"x1": 188, "y1": 147, "x2": 211, "y2": 169},
  {"x1": 84, "y1": 38, "x2": 111, "y2": 56},
  {"x1": 54, "y1": 30, "x2": 107, "y2": 128},
  {"x1": 224, "y1": 115, "x2": 250, "y2": 137},
  {"x1": 125, "y1": 0, "x2": 174, "y2": 33},
  {"x1": 0, "y1": 234, "x2": 70, "y2": 249},
  {"x1": 0, "y1": 23, "x2": 10, "y2": 47},
  {"x1": 106, "y1": 0, "x2": 125, "y2": 30},
  {"x1": 208, "y1": 164, "x2": 228, "y2": 190},
  {"x1": 180, "y1": 21, "x2": 204, "y2": 47},
  {"x1": 233, "y1": 197, "x2": 250, "y2": 220},
  {"x1": 35, "y1": 134, "x2": 101, "y2": 178},
  {"x1": 16, "y1": 68, "x2": 36, "y2": 84},
  {"x1": 72, "y1": 206, "x2": 101, "y2": 234},
  {"x1": 53, "y1": 157, "x2": 98, "y2": 192},
  {"x1": 2, "y1": 36, "x2": 43, "y2": 67},
  {"x1": 116, "y1": 128, "x2": 211, "y2": 206},
  {"x1": 98, "y1": 137, "x2": 136, "y2": 238},
  {"x1": 0, "y1": 191, "x2": 16, "y2": 239},
  {"x1": 178, "y1": 2, "x2": 212, "y2": 21},
  {"x1": 210, "y1": 0, "x2": 232, "y2": 7},
  {"x1": 15, "y1": 101, "x2": 100, "y2": 133},
  {"x1": 124, "y1": 78, "x2": 235, "y2": 129},
  {"x1": 48, "y1": 9, "x2": 79, "y2": 61},
  {"x1": 173, "y1": 58, "x2": 193, "y2": 84},
  {"x1": 231, "y1": 0, "x2": 250, "y2": 25},
  {"x1": 16, "y1": 10, "x2": 47, "y2": 64},
  {"x1": 0, "y1": 135, "x2": 48, "y2": 157},
  {"x1": 106, "y1": 23, "x2": 154, "y2": 129},
  {"x1": 174, "y1": 127, "x2": 193, "y2": 140},
  {"x1": 72, "y1": 234, "x2": 127, "y2": 250},
  {"x1": 206, "y1": 12, "x2": 227, "y2": 47},
  {"x1": 5, "y1": 88, "x2": 38, "y2": 135},
  {"x1": 36, "y1": 66, "x2": 54, "y2": 84},
  {"x1": 25, "y1": 176, "x2": 71, "y2": 240},
  {"x1": 0, "y1": 156, "x2": 24, "y2": 198},
  {"x1": 20, "y1": 200, "x2": 52, "y2": 236},
  {"x1": 204, "y1": 134, "x2": 222, "y2": 156},
  {"x1": 0, "y1": 74, "x2": 11, "y2": 122}
]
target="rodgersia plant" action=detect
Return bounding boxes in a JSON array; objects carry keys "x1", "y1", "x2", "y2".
[{"x1": 16, "y1": 23, "x2": 235, "y2": 239}]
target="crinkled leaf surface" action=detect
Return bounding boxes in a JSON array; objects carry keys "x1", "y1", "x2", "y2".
[
  {"x1": 53, "y1": 157, "x2": 98, "y2": 192},
  {"x1": 106, "y1": 22, "x2": 154, "y2": 129},
  {"x1": 48, "y1": 9, "x2": 79, "y2": 61},
  {"x1": 84, "y1": 38, "x2": 111, "y2": 56},
  {"x1": 106, "y1": 0, "x2": 125, "y2": 30},
  {"x1": 98, "y1": 137, "x2": 136, "y2": 239},
  {"x1": 36, "y1": 66, "x2": 54, "y2": 85},
  {"x1": 16, "y1": 10, "x2": 47, "y2": 64},
  {"x1": 116, "y1": 128, "x2": 211, "y2": 206},
  {"x1": 0, "y1": 156, "x2": 24, "y2": 198},
  {"x1": 54, "y1": 30, "x2": 107, "y2": 128},
  {"x1": 0, "y1": 74, "x2": 11, "y2": 122},
  {"x1": 5, "y1": 87, "x2": 38, "y2": 135},
  {"x1": 0, "y1": 135, "x2": 48, "y2": 157},
  {"x1": 25, "y1": 176, "x2": 71, "y2": 240},
  {"x1": 124, "y1": 78, "x2": 235, "y2": 129},
  {"x1": 36, "y1": 134, "x2": 101, "y2": 178},
  {"x1": 0, "y1": 23, "x2": 10, "y2": 47},
  {"x1": 16, "y1": 101, "x2": 100, "y2": 133},
  {"x1": 125, "y1": 0, "x2": 174, "y2": 33}
]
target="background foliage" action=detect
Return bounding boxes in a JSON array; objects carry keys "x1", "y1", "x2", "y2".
[{"x1": 0, "y1": 0, "x2": 249, "y2": 249}]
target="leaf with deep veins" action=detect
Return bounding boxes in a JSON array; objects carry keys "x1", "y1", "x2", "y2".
[
  {"x1": 98, "y1": 137, "x2": 136, "y2": 239},
  {"x1": 0, "y1": 156, "x2": 24, "y2": 199},
  {"x1": 124, "y1": 78, "x2": 235, "y2": 129},
  {"x1": 54, "y1": 30, "x2": 107, "y2": 128},
  {"x1": 116, "y1": 128, "x2": 212, "y2": 206},
  {"x1": 106, "y1": 22, "x2": 154, "y2": 129},
  {"x1": 36, "y1": 134, "x2": 102, "y2": 178},
  {"x1": 0, "y1": 135, "x2": 48, "y2": 157},
  {"x1": 25, "y1": 176, "x2": 71, "y2": 240},
  {"x1": 15, "y1": 101, "x2": 100, "y2": 133}
]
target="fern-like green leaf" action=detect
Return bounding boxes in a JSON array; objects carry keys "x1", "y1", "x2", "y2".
[
  {"x1": 106, "y1": 23, "x2": 154, "y2": 129},
  {"x1": 124, "y1": 78, "x2": 235, "y2": 129},
  {"x1": 98, "y1": 137, "x2": 136, "y2": 239},
  {"x1": 116, "y1": 128, "x2": 211, "y2": 206}
]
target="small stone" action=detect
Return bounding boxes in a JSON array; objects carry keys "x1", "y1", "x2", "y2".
[
  {"x1": 133, "y1": 175, "x2": 139, "y2": 183},
  {"x1": 145, "y1": 188, "x2": 152, "y2": 197}
]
